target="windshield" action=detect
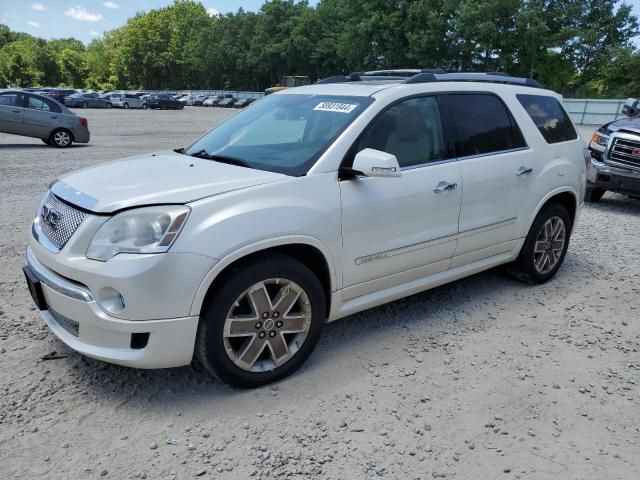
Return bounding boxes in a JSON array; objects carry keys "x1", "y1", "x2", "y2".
[{"x1": 185, "y1": 94, "x2": 374, "y2": 176}]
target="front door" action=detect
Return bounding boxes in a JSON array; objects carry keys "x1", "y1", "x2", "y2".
[
  {"x1": 445, "y1": 93, "x2": 534, "y2": 267},
  {"x1": 340, "y1": 96, "x2": 462, "y2": 300}
]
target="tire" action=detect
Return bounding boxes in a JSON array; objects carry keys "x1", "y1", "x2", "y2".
[
  {"x1": 195, "y1": 254, "x2": 326, "y2": 388},
  {"x1": 49, "y1": 129, "x2": 73, "y2": 148},
  {"x1": 506, "y1": 203, "x2": 571, "y2": 284},
  {"x1": 81, "y1": 102, "x2": 88, "y2": 109},
  {"x1": 585, "y1": 187, "x2": 605, "y2": 202},
  {"x1": 142, "y1": 103, "x2": 147, "y2": 110},
  {"x1": 41, "y1": 138, "x2": 51, "y2": 145},
  {"x1": 106, "y1": 103, "x2": 112, "y2": 109},
  {"x1": 123, "y1": 103, "x2": 129, "y2": 109}
]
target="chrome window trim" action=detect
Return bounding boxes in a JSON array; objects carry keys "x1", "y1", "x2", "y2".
[
  {"x1": 26, "y1": 246, "x2": 93, "y2": 302},
  {"x1": 399, "y1": 147, "x2": 531, "y2": 172}
]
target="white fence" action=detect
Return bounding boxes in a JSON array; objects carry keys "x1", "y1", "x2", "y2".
[{"x1": 563, "y1": 98, "x2": 628, "y2": 126}]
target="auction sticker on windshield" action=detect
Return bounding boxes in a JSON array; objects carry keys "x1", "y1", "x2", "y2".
[{"x1": 313, "y1": 102, "x2": 358, "y2": 113}]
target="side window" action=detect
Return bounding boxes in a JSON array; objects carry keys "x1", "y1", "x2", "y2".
[
  {"x1": 0, "y1": 93, "x2": 20, "y2": 107},
  {"x1": 356, "y1": 96, "x2": 446, "y2": 168},
  {"x1": 26, "y1": 96, "x2": 50, "y2": 111},
  {"x1": 44, "y1": 98, "x2": 61, "y2": 113},
  {"x1": 517, "y1": 94, "x2": 577, "y2": 144},
  {"x1": 449, "y1": 94, "x2": 526, "y2": 157}
]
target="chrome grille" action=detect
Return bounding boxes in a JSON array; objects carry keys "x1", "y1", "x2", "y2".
[
  {"x1": 606, "y1": 136, "x2": 640, "y2": 171},
  {"x1": 49, "y1": 308, "x2": 79, "y2": 337},
  {"x1": 38, "y1": 192, "x2": 87, "y2": 250}
]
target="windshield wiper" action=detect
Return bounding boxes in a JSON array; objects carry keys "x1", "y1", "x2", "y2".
[{"x1": 188, "y1": 149, "x2": 253, "y2": 169}]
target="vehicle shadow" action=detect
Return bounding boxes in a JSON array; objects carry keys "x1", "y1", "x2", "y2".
[
  {"x1": 0, "y1": 143, "x2": 91, "y2": 149},
  {"x1": 584, "y1": 192, "x2": 640, "y2": 216},
  {"x1": 49, "y1": 254, "x2": 591, "y2": 408}
]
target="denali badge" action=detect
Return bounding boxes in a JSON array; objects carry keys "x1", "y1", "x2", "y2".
[{"x1": 41, "y1": 204, "x2": 61, "y2": 230}]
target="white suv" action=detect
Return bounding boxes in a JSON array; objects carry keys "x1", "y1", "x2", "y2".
[{"x1": 24, "y1": 71, "x2": 587, "y2": 388}]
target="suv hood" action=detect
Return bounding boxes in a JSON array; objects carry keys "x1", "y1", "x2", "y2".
[
  {"x1": 606, "y1": 117, "x2": 640, "y2": 135},
  {"x1": 52, "y1": 151, "x2": 287, "y2": 213}
]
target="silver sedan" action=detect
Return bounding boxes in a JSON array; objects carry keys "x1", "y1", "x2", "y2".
[{"x1": 0, "y1": 90, "x2": 90, "y2": 148}]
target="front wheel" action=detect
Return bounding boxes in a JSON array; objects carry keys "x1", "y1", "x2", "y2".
[
  {"x1": 507, "y1": 203, "x2": 571, "y2": 284},
  {"x1": 195, "y1": 254, "x2": 325, "y2": 388},
  {"x1": 123, "y1": 103, "x2": 129, "y2": 109},
  {"x1": 81, "y1": 102, "x2": 88, "y2": 109},
  {"x1": 106, "y1": 102, "x2": 112, "y2": 109},
  {"x1": 50, "y1": 129, "x2": 73, "y2": 148},
  {"x1": 142, "y1": 103, "x2": 147, "y2": 110}
]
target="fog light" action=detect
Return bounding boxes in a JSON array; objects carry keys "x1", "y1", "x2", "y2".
[{"x1": 98, "y1": 287, "x2": 126, "y2": 314}]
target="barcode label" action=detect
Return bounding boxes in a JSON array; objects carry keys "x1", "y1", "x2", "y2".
[{"x1": 313, "y1": 102, "x2": 358, "y2": 114}]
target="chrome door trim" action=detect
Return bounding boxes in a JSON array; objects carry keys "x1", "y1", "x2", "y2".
[{"x1": 354, "y1": 217, "x2": 517, "y2": 265}]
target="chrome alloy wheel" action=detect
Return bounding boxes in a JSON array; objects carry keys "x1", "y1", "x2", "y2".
[
  {"x1": 223, "y1": 279, "x2": 312, "y2": 372},
  {"x1": 53, "y1": 131, "x2": 71, "y2": 147},
  {"x1": 533, "y1": 216, "x2": 566, "y2": 275}
]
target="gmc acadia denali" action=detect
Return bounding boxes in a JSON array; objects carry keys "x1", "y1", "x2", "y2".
[{"x1": 24, "y1": 71, "x2": 587, "y2": 387}]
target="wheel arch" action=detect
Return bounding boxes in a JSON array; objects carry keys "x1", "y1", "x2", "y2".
[
  {"x1": 190, "y1": 236, "x2": 336, "y2": 318},
  {"x1": 528, "y1": 187, "x2": 578, "y2": 233}
]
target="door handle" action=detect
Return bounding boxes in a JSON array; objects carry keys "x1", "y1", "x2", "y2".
[
  {"x1": 433, "y1": 181, "x2": 458, "y2": 193},
  {"x1": 50, "y1": 116, "x2": 58, "y2": 119},
  {"x1": 516, "y1": 166, "x2": 533, "y2": 176},
  {"x1": 12, "y1": 109, "x2": 21, "y2": 113}
]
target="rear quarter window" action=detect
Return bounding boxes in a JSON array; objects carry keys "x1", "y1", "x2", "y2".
[{"x1": 517, "y1": 94, "x2": 577, "y2": 144}]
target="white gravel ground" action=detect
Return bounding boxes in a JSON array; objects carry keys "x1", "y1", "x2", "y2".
[{"x1": 1, "y1": 110, "x2": 638, "y2": 479}]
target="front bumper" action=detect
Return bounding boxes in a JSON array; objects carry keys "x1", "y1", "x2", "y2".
[
  {"x1": 587, "y1": 158, "x2": 640, "y2": 196},
  {"x1": 25, "y1": 246, "x2": 201, "y2": 368}
]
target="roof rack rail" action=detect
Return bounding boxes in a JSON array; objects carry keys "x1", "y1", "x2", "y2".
[
  {"x1": 317, "y1": 70, "x2": 543, "y2": 88},
  {"x1": 405, "y1": 72, "x2": 543, "y2": 88}
]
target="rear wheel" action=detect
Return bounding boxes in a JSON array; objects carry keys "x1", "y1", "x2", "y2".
[
  {"x1": 123, "y1": 103, "x2": 129, "y2": 109},
  {"x1": 49, "y1": 129, "x2": 73, "y2": 148},
  {"x1": 507, "y1": 203, "x2": 571, "y2": 284},
  {"x1": 195, "y1": 254, "x2": 325, "y2": 388},
  {"x1": 81, "y1": 102, "x2": 88, "y2": 109},
  {"x1": 142, "y1": 103, "x2": 147, "y2": 110},
  {"x1": 585, "y1": 187, "x2": 605, "y2": 202},
  {"x1": 106, "y1": 102, "x2": 112, "y2": 109}
]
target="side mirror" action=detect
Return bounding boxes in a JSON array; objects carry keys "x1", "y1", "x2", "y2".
[{"x1": 351, "y1": 148, "x2": 401, "y2": 178}]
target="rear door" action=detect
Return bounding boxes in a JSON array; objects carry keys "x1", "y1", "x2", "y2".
[
  {"x1": 0, "y1": 92, "x2": 24, "y2": 134},
  {"x1": 445, "y1": 93, "x2": 534, "y2": 267},
  {"x1": 22, "y1": 95, "x2": 60, "y2": 138}
]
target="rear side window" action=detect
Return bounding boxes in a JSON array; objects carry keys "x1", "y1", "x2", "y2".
[
  {"x1": 0, "y1": 93, "x2": 20, "y2": 106},
  {"x1": 517, "y1": 94, "x2": 577, "y2": 144},
  {"x1": 449, "y1": 94, "x2": 526, "y2": 157}
]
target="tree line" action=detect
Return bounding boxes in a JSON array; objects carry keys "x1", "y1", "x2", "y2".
[{"x1": 0, "y1": 0, "x2": 639, "y2": 97}]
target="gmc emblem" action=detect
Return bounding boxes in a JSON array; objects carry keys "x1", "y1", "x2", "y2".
[
  {"x1": 631, "y1": 147, "x2": 640, "y2": 158},
  {"x1": 41, "y1": 204, "x2": 61, "y2": 230}
]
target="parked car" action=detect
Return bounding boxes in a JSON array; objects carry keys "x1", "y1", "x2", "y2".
[
  {"x1": 23, "y1": 71, "x2": 586, "y2": 388},
  {"x1": 110, "y1": 92, "x2": 146, "y2": 109},
  {"x1": 42, "y1": 89, "x2": 78, "y2": 103},
  {"x1": 179, "y1": 95, "x2": 197, "y2": 106},
  {"x1": 586, "y1": 97, "x2": 640, "y2": 201},
  {"x1": 145, "y1": 94, "x2": 184, "y2": 110},
  {"x1": 203, "y1": 95, "x2": 223, "y2": 107},
  {"x1": 234, "y1": 97, "x2": 256, "y2": 108},
  {"x1": 217, "y1": 96, "x2": 237, "y2": 108},
  {"x1": 64, "y1": 92, "x2": 112, "y2": 109},
  {"x1": 0, "y1": 90, "x2": 89, "y2": 147},
  {"x1": 191, "y1": 95, "x2": 207, "y2": 106}
]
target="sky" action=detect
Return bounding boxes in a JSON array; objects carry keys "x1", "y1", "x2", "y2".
[
  {"x1": 1, "y1": 0, "x2": 639, "y2": 45},
  {"x1": 0, "y1": 0, "x2": 303, "y2": 43}
]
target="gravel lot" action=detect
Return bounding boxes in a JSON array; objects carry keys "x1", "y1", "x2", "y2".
[{"x1": 1, "y1": 109, "x2": 638, "y2": 479}]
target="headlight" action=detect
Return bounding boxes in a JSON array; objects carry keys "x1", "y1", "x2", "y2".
[
  {"x1": 86, "y1": 205, "x2": 190, "y2": 262},
  {"x1": 590, "y1": 132, "x2": 609, "y2": 148}
]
